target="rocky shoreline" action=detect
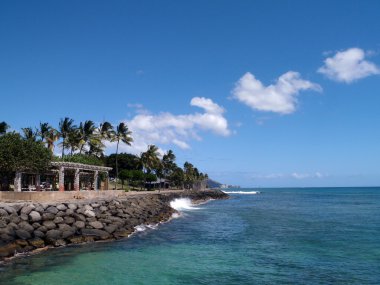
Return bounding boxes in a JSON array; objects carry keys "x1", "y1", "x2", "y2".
[{"x1": 0, "y1": 189, "x2": 228, "y2": 262}]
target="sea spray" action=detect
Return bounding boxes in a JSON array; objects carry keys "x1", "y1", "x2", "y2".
[{"x1": 170, "y1": 198, "x2": 200, "y2": 211}]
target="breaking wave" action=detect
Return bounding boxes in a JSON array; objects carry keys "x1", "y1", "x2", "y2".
[
  {"x1": 170, "y1": 198, "x2": 199, "y2": 211},
  {"x1": 222, "y1": 191, "x2": 260, "y2": 195}
]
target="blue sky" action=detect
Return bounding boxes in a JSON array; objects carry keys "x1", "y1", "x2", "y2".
[{"x1": 1, "y1": 0, "x2": 380, "y2": 187}]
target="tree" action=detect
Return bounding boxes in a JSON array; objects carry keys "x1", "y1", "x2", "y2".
[
  {"x1": 78, "y1": 120, "x2": 97, "y2": 154},
  {"x1": 184, "y1": 161, "x2": 196, "y2": 189},
  {"x1": 59, "y1": 117, "x2": 76, "y2": 158},
  {"x1": 145, "y1": 173, "x2": 157, "y2": 190},
  {"x1": 110, "y1": 122, "x2": 133, "y2": 186},
  {"x1": 140, "y1": 145, "x2": 161, "y2": 174},
  {"x1": 169, "y1": 166, "x2": 185, "y2": 189},
  {"x1": 162, "y1": 150, "x2": 176, "y2": 186},
  {"x1": 119, "y1": 169, "x2": 132, "y2": 189},
  {"x1": 105, "y1": 153, "x2": 142, "y2": 177},
  {"x1": 38, "y1": 122, "x2": 60, "y2": 152},
  {"x1": 21, "y1": 127, "x2": 38, "y2": 141},
  {"x1": 0, "y1": 122, "x2": 10, "y2": 135},
  {"x1": 0, "y1": 133, "x2": 52, "y2": 174}
]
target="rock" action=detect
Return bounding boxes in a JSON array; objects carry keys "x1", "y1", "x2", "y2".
[
  {"x1": 84, "y1": 205, "x2": 93, "y2": 211},
  {"x1": 31, "y1": 222, "x2": 41, "y2": 229},
  {"x1": 0, "y1": 221, "x2": 7, "y2": 228},
  {"x1": 51, "y1": 239, "x2": 66, "y2": 247},
  {"x1": 91, "y1": 203, "x2": 101, "y2": 208},
  {"x1": 29, "y1": 238, "x2": 45, "y2": 248},
  {"x1": 18, "y1": 221, "x2": 34, "y2": 233},
  {"x1": 9, "y1": 214, "x2": 20, "y2": 224},
  {"x1": 58, "y1": 224, "x2": 72, "y2": 232},
  {"x1": 7, "y1": 222, "x2": 18, "y2": 230},
  {"x1": 89, "y1": 221, "x2": 103, "y2": 229},
  {"x1": 29, "y1": 211, "x2": 42, "y2": 222},
  {"x1": 33, "y1": 230, "x2": 45, "y2": 238},
  {"x1": 46, "y1": 229, "x2": 62, "y2": 241},
  {"x1": 37, "y1": 226, "x2": 47, "y2": 233},
  {"x1": 61, "y1": 230, "x2": 75, "y2": 239},
  {"x1": 99, "y1": 206, "x2": 108, "y2": 212},
  {"x1": 0, "y1": 209, "x2": 9, "y2": 217},
  {"x1": 84, "y1": 209, "x2": 95, "y2": 218},
  {"x1": 56, "y1": 211, "x2": 66, "y2": 217},
  {"x1": 68, "y1": 236, "x2": 84, "y2": 244},
  {"x1": 74, "y1": 221, "x2": 85, "y2": 229},
  {"x1": 0, "y1": 242, "x2": 20, "y2": 257},
  {"x1": 81, "y1": 229, "x2": 110, "y2": 240},
  {"x1": 42, "y1": 212, "x2": 55, "y2": 220},
  {"x1": 46, "y1": 206, "x2": 58, "y2": 214},
  {"x1": 64, "y1": 216, "x2": 75, "y2": 224},
  {"x1": 42, "y1": 220, "x2": 56, "y2": 230},
  {"x1": 113, "y1": 229, "x2": 133, "y2": 238},
  {"x1": 21, "y1": 204, "x2": 35, "y2": 215},
  {"x1": 15, "y1": 229, "x2": 31, "y2": 240},
  {"x1": 15, "y1": 239, "x2": 29, "y2": 247},
  {"x1": 104, "y1": 224, "x2": 117, "y2": 234},
  {"x1": 66, "y1": 209, "x2": 74, "y2": 215},
  {"x1": 73, "y1": 213, "x2": 86, "y2": 222},
  {"x1": 56, "y1": 204, "x2": 67, "y2": 211},
  {"x1": 34, "y1": 205, "x2": 44, "y2": 213},
  {"x1": 67, "y1": 203, "x2": 77, "y2": 210},
  {"x1": 53, "y1": 217, "x2": 64, "y2": 224},
  {"x1": 1, "y1": 205, "x2": 17, "y2": 215},
  {"x1": 20, "y1": 214, "x2": 29, "y2": 221},
  {"x1": 0, "y1": 234, "x2": 14, "y2": 242}
]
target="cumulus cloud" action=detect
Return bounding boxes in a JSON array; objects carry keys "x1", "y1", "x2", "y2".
[
  {"x1": 291, "y1": 172, "x2": 326, "y2": 179},
  {"x1": 108, "y1": 97, "x2": 230, "y2": 155},
  {"x1": 232, "y1": 71, "x2": 321, "y2": 114},
  {"x1": 318, "y1": 47, "x2": 380, "y2": 83}
]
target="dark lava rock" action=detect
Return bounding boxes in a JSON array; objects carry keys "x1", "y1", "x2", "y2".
[
  {"x1": 81, "y1": 229, "x2": 110, "y2": 240},
  {"x1": 15, "y1": 229, "x2": 31, "y2": 240},
  {"x1": 46, "y1": 206, "x2": 58, "y2": 214}
]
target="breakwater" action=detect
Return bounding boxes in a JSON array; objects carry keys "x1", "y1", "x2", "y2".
[{"x1": 0, "y1": 190, "x2": 228, "y2": 261}]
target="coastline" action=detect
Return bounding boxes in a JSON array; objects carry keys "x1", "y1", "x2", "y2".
[{"x1": 0, "y1": 189, "x2": 228, "y2": 263}]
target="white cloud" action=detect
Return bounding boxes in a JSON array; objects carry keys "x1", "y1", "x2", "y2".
[
  {"x1": 291, "y1": 172, "x2": 326, "y2": 179},
  {"x1": 318, "y1": 47, "x2": 380, "y2": 83},
  {"x1": 108, "y1": 97, "x2": 230, "y2": 155},
  {"x1": 232, "y1": 71, "x2": 321, "y2": 114}
]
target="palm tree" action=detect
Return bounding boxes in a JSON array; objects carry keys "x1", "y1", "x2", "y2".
[
  {"x1": 0, "y1": 121, "x2": 9, "y2": 135},
  {"x1": 78, "y1": 120, "x2": 96, "y2": 154},
  {"x1": 21, "y1": 127, "x2": 38, "y2": 141},
  {"x1": 162, "y1": 150, "x2": 176, "y2": 188},
  {"x1": 110, "y1": 122, "x2": 133, "y2": 187},
  {"x1": 99, "y1": 121, "x2": 114, "y2": 140},
  {"x1": 38, "y1": 122, "x2": 60, "y2": 152},
  {"x1": 59, "y1": 117, "x2": 75, "y2": 157},
  {"x1": 141, "y1": 145, "x2": 161, "y2": 189}
]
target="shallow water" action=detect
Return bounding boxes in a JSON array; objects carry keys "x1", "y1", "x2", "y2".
[{"x1": 1, "y1": 187, "x2": 380, "y2": 285}]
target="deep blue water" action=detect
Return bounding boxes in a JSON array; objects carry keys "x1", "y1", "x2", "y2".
[{"x1": 1, "y1": 187, "x2": 380, "y2": 285}]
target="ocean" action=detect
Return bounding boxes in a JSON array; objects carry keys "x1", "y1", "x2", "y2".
[{"x1": 1, "y1": 187, "x2": 379, "y2": 285}]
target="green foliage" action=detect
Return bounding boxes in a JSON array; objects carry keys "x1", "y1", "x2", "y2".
[
  {"x1": 106, "y1": 153, "x2": 142, "y2": 177},
  {"x1": 119, "y1": 169, "x2": 132, "y2": 182},
  {"x1": 56, "y1": 154, "x2": 104, "y2": 166},
  {"x1": 0, "y1": 121, "x2": 9, "y2": 135},
  {"x1": 145, "y1": 172, "x2": 157, "y2": 183},
  {"x1": 0, "y1": 132, "x2": 52, "y2": 173}
]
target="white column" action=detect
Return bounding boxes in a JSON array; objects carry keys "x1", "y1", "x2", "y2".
[
  {"x1": 59, "y1": 166, "x2": 65, "y2": 191},
  {"x1": 74, "y1": 168, "x2": 80, "y2": 191},
  {"x1": 93, "y1": 170, "x2": 99, "y2": 191},
  {"x1": 14, "y1": 172, "x2": 22, "y2": 192}
]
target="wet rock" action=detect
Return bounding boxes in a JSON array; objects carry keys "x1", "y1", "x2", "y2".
[
  {"x1": 81, "y1": 229, "x2": 110, "y2": 240},
  {"x1": 37, "y1": 226, "x2": 47, "y2": 233},
  {"x1": 33, "y1": 230, "x2": 45, "y2": 238},
  {"x1": 0, "y1": 242, "x2": 20, "y2": 257},
  {"x1": 29, "y1": 238, "x2": 45, "y2": 248},
  {"x1": 46, "y1": 229, "x2": 62, "y2": 241},
  {"x1": 104, "y1": 224, "x2": 117, "y2": 234},
  {"x1": 68, "y1": 236, "x2": 84, "y2": 244},
  {"x1": 18, "y1": 221, "x2": 34, "y2": 233},
  {"x1": 62, "y1": 230, "x2": 75, "y2": 239},
  {"x1": 15, "y1": 239, "x2": 29, "y2": 247}
]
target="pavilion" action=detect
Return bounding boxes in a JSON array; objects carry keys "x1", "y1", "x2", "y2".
[{"x1": 13, "y1": 161, "x2": 112, "y2": 192}]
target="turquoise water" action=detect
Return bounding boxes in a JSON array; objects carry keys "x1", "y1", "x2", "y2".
[{"x1": 1, "y1": 187, "x2": 380, "y2": 284}]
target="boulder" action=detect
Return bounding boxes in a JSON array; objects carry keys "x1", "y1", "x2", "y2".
[
  {"x1": 89, "y1": 221, "x2": 103, "y2": 229},
  {"x1": 56, "y1": 204, "x2": 67, "y2": 211},
  {"x1": 67, "y1": 203, "x2": 77, "y2": 210},
  {"x1": 29, "y1": 211, "x2": 42, "y2": 222},
  {"x1": 15, "y1": 229, "x2": 31, "y2": 240},
  {"x1": 18, "y1": 221, "x2": 34, "y2": 233},
  {"x1": 0, "y1": 209, "x2": 9, "y2": 217},
  {"x1": 42, "y1": 212, "x2": 55, "y2": 220},
  {"x1": 81, "y1": 229, "x2": 110, "y2": 240},
  {"x1": 0, "y1": 242, "x2": 20, "y2": 258},
  {"x1": 46, "y1": 206, "x2": 58, "y2": 214},
  {"x1": 62, "y1": 230, "x2": 75, "y2": 239},
  {"x1": 73, "y1": 213, "x2": 86, "y2": 222},
  {"x1": 104, "y1": 224, "x2": 117, "y2": 234},
  {"x1": 29, "y1": 238, "x2": 45, "y2": 248},
  {"x1": 20, "y1": 214, "x2": 29, "y2": 221},
  {"x1": 9, "y1": 214, "x2": 20, "y2": 224},
  {"x1": 84, "y1": 205, "x2": 93, "y2": 211},
  {"x1": 1, "y1": 205, "x2": 17, "y2": 215},
  {"x1": 21, "y1": 204, "x2": 35, "y2": 215},
  {"x1": 31, "y1": 222, "x2": 41, "y2": 229},
  {"x1": 74, "y1": 221, "x2": 85, "y2": 229},
  {"x1": 0, "y1": 221, "x2": 7, "y2": 228},
  {"x1": 53, "y1": 217, "x2": 64, "y2": 224},
  {"x1": 84, "y1": 209, "x2": 95, "y2": 218},
  {"x1": 45, "y1": 229, "x2": 62, "y2": 241},
  {"x1": 68, "y1": 236, "x2": 84, "y2": 244},
  {"x1": 58, "y1": 224, "x2": 72, "y2": 232},
  {"x1": 66, "y1": 209, "x2": 74, "y2": 215},
  {"x1": 33, "y1": 230, "x2": 45, "y2": 238},
  {"x1": 56, "y1": 211, "x2": 66, "y2": 217},
  {"x1": 42, "y1": 220, "x2": 56, "y2": 230},
  {"x1": 37, "y1": 225, "x2": 47, "y2": 233},
  {"x1": 64, "y1": 216, "x2": 75, "y2": 224}
]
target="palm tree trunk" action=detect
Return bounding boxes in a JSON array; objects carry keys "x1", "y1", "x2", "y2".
[
  {"x1": 115, "y1": 139, "x2": 120, "y2": 190},
  {"x1": 61, "y1": 139, "x2": 65, "y2": 158}
]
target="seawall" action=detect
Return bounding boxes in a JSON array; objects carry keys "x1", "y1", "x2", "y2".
[{"x1": 0, "y1": 190, "x2": 228, "y2": 261}]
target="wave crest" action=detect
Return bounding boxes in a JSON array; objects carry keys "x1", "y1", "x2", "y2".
[
  {"x1": 170, "y1": 198, "x2": 199, "y2": 211},
  {"x1": 222, "y1": 191, "x2": 260, "y2": 195}
]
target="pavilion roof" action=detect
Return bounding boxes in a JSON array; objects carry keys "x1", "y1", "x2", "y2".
[{"x1": 50, "y1": 161, "x2": 112, "y2": 172}]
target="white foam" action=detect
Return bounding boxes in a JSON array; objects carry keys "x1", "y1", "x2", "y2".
[
  {"x1": 170, "y1": 198, "x2": 199, "y2": 211},
  {"x1": 171, "y1": 212, "x2": 181, "y2": 219},
  {"x1": 222, "y1": 191, "x2": 260, "y2": 195}
]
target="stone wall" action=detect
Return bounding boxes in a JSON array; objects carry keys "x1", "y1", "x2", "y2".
[{"x1": 0, "y1": 190, "x2": 228, "y2": 261}]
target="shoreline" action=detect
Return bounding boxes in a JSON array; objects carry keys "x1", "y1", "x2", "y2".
[{"x1": 0, "y1": 189, "x2": 228, "y2": 263}]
